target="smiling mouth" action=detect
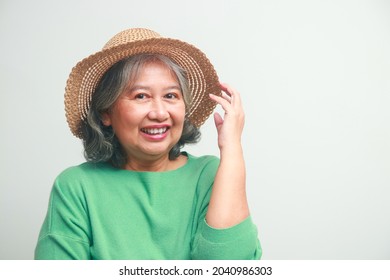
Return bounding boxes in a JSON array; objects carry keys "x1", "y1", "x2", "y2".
[{"x1": 141, "y1": 127, "x2": 169, "y2": 135}]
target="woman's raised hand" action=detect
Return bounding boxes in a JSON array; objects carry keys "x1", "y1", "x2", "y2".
[{"x1": 209, "y1": 83, "x2": 245, "y2": 151}]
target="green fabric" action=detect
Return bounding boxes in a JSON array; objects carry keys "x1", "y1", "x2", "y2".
[{"x1": 35, "y1": 153, "x2": 261, "y2": 260}]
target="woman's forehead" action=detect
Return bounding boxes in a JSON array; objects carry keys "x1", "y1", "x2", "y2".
[{"x1": 124, "y1": 59, "x2": 181, "y2": 89}]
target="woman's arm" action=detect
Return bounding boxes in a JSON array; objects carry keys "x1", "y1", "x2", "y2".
[{"x1": 205, "y1": 83, "x2": 250, "y2": 228}]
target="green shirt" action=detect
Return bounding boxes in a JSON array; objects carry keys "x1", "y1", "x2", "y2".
[{"x1": 35, "y1": 153, "x2": 261, "y2": 259}]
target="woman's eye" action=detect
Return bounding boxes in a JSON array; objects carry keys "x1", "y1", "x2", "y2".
[
  {"x1": 165, "y1": 93, "x2": 178, "y2": 99},
  {"x1": 135, "y1": 93, "x2": 146, "y2": 99}
]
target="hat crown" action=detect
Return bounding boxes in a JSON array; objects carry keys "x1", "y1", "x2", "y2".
[{"x1": 103, "y1": 28, "x2": 161, "y2": 50}]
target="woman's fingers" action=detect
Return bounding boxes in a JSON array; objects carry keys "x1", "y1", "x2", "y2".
[
  {"x1": 209, "y1": 83, "x2": 244, "y2": 119},
  {"x1": 209, "y1": 83, "x2": 245, "y2": 129},
  {"x1": 209, "y1": 93, "x2": 231, "y2": 113},
  {"x1": 220, "y1": 83, "x2": 242, "y2": 107},
  {"x1": 209, "y1": 83, "x2": 240, "y2": 112}
]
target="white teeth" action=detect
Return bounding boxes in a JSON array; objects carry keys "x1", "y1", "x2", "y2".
[{"x1": 142, "y1": 127, "x2": 168, "y2": 135}]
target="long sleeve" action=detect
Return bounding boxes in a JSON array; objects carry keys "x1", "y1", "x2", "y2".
[
  {"x1": 35, "y1": 171, "x2": 92, "y2": 260},
  {"x1": 190, "y1": 157, "x2": 262, "y2": 260},
  {"x1": 191, "y1": 216, "x2": 262, "y2": 260}
]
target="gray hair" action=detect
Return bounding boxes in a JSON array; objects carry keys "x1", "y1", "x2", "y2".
[{"x1": 81, "y1": 54, "x2": 201, "y2": 168}]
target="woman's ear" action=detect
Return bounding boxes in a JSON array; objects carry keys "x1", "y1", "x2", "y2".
[{"x1": 101, "y1": 112, "x2": 112, "y2": 126}]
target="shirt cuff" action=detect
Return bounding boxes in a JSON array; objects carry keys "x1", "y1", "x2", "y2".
[{"x1": 200, "y1": 216, "x2": 256, "y2": 243}]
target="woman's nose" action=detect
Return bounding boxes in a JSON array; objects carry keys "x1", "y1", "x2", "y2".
[{"x1": 148, "y1": 100, "x2": 169, "y2": 121}]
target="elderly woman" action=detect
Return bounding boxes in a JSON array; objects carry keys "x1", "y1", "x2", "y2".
[{"x1": 35, "y1": 28, "x2": 261, "y2": 260}]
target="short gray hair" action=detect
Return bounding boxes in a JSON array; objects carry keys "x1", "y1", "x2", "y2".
[{"x1": 81, "y1": 54, "x2": 201, "y2": 168}]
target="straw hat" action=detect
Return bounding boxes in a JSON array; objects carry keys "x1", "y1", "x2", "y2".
[{"x1": 65, "y1": 28, "x2": 220, "y2": 139}]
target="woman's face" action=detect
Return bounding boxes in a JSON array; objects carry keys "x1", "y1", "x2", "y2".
[{"x1": 102, "y1": 61, "x2": 186, "y2": 163}]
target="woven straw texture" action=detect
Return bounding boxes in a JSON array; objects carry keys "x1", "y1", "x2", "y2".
[{"x1": 65, "y1": 28, "x2": 220, "y2": 139}]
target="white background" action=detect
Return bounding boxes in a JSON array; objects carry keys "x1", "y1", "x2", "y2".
[{"x1": 1, "y1": 0, "x2": 389, "y2": 259}]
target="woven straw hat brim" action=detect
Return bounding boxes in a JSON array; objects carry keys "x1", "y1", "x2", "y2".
[{"x1": 65, "y1": 35, "x2": 220, "y2": 139}]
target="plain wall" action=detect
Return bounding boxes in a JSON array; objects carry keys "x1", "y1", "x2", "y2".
[{"x1": 1, "y1": 0, "x2": 389, "y2": 259}]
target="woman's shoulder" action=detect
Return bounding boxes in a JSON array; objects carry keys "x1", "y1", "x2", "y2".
[
  {"x1": 185, "y1": 153, "x2": 220, "y2": 174},
  {"x1": 55, "y1": 162, "x2": 111, "y2": 183},
  {"x1": 186, "y1": 152, "x2": 219, "y2": 165}
]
